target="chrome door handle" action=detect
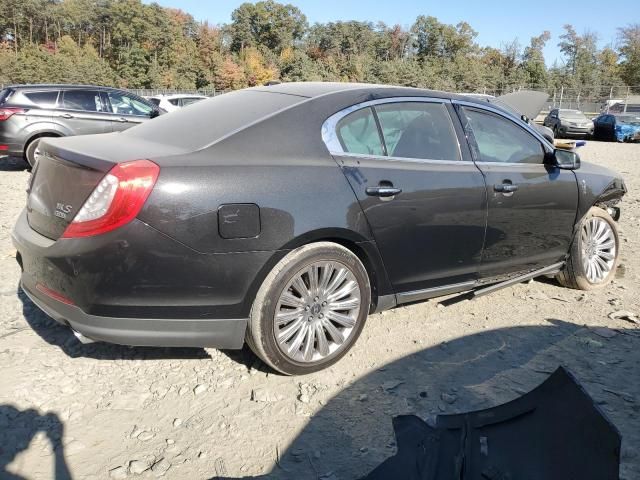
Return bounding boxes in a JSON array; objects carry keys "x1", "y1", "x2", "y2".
[
  {"x1": 59, "y1": 113, "x2": 74, "y2": 119},
  {"x1": 117, "y1": 117, "x2": 128, "y2": 123},
  {"x1": 366, "y1": 186, "x2": 402, "y2": 197},
  {"x1": 494, "y1": 183, "x2": 519, "y2": 193}
]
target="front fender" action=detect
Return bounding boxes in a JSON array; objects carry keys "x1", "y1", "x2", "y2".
[{"x1": 574, "y1": 161, "x2": 627, "y2": 221}]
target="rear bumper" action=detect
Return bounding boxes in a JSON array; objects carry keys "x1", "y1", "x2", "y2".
[
  {"x1": 20, "y1": 280, "x2": 247, "y2": 348},
  {"x1": 11, "y1": 209, "x2": 282, "y2": 348},
  {"x1": 0, "y1": 141, "x2": 24, "y2": 157}
]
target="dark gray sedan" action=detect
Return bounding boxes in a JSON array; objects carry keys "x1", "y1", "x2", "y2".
[{"x1": 13, "y1": 83, "x2": 626, "y2": 375}]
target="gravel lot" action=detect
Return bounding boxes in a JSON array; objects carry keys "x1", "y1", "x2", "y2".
[{"x1": 1, "y1": 141, "x2": 639, "y2": 480}]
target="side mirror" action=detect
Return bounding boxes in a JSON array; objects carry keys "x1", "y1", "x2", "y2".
[
  {"x1": 552, "y1": 149, "x2": 581, "y2": 170},
  {"x1": 149, "y1": 108, "x2": 161, "y2": 119}
]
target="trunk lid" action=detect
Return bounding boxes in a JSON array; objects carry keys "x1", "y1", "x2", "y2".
[{"x1": 27, "y1": 140, "x2": 114, "y2": 240}]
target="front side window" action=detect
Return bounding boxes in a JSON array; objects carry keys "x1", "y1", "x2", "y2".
[
  {"x1": 24, "y1": 91, "x2": 59, "y2": 108},
  {"x1": 62, "y1": 90, "x2": 104, "y2": 112},
  {"x1": 375, "y1": 102, "x2": 460, "y2": 161},
  {"x1": 462, "y1": 108, "x2": 544, "y2": 164},
  {"x1": 106, "y1": 91, "x2": 153, "y2": 116},
  {"x1": 336, "y1": 107, "x2": 384, "y2": 156}
]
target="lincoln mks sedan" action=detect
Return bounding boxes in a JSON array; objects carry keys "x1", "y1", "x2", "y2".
[{"x1": 13, "y1": 82, "x2": 626, "y2": 375}]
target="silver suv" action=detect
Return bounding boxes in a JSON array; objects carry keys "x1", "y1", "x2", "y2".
[{"x1": 0, "y1": 84, "x2": 162, "y2": 166}]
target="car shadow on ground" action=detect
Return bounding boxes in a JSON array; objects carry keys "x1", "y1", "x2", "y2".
[
  {"x1": 17, "y1": 287, "x2": 211, "y2": 361},
  {"x1": 211, "y1": 319, "x2": 639, "y2": 480}
]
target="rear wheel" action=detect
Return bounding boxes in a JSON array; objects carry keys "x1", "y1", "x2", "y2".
[
  {"x1": 24, "y1": 136, "x2": 56, "y2": 167},
  {"x1": 556, "y1": 207, "x2": 619, "y2": 290},
  {"x1": 247, "y1": 242, "x2": 371, "y2": 375}
]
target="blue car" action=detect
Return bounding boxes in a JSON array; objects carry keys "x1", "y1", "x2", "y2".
[{"x1": 593, "y1": 113, "x2": 640, "y2": 142}]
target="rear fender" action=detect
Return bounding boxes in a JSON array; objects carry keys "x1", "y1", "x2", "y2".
[{"x1": 22, "y1": 121, "x2": 70, "y2": 143}]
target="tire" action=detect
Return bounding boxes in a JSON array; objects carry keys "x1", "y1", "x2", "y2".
[
  {"x1": 246, "y1": 242, "x2": 371, "y2": 375},
  {"x1": 556, "y1": 207, "x2": 619, "y2": 290}
]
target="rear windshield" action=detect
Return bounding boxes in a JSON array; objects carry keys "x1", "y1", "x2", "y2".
[{"x1": 123, "y1": 89, "x2": 305, "y2": 149}]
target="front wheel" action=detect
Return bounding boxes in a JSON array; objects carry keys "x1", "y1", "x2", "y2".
[
  {"x1": 246, "y1": 242, "x2": 371, "y2": 375},
  {"x1": 556, "y1": 207, "x2": 619, "y2": 290}
]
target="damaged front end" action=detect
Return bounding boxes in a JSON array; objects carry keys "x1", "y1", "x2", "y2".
[{"x1": 362, "y1": 367, "x2": 621, "y2": 480}]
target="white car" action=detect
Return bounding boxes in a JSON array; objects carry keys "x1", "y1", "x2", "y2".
[{"x1": 147, "y1": 94, "x2": 208, "y2": 112}]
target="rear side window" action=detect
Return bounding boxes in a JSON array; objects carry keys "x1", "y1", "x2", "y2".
[
  {"x1": 375, "y1": 102, "x2": 460, "y2": 161},
  {"x1": 463, "y1": 108, "x2": 544, "y2": 164},
  {"x1": 23, "y1": 91, "x2": 59, "y2": 108},
  {"x1": 168, "y1": 98, "x2": 180, "y2": 106},
  {"x1": 336, "y1": 107, "x2": 384, "y2": 156},
  {"x1": 62, "y1": 90, "x2": 104, "y2": 112}
]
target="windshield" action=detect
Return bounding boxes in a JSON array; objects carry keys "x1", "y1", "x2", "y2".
[
  {"x1": 559, "y1": 110, "x2": 588, "y2": 120},
  {"x1": 617, "y1": 115, "x2": 640, "y2": 125}
]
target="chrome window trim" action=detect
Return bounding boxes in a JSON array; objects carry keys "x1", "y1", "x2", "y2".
[
  {"x1": 321, "y1": 96, "x2": 464, "y2": 163},
  {"x1": 452, "y1": 99, "x2": 555, "y2": 151}
]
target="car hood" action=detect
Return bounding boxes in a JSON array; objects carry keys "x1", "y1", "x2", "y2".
[{"x1": 493, "y1": 90, "x2": 549, "y2": 120}]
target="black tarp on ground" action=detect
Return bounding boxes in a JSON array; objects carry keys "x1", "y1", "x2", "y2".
[{"x1": 362, "y1": 367, "x2": 621, "y2": 480}]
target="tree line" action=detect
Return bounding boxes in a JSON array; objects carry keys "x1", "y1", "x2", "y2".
[{"x1": 1, "y1": 0, "x2": 639, "y2": 95}]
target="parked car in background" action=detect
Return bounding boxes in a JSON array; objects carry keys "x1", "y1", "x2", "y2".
[
  {"x1": 13, "y1": 83, "x2": 626, "y2": 375},
  {"x1": 0, "y1": 84, "x2": 162, "y2": 166},
  {"x1": 593, "y1": 113, "x2": 640, "y2": 142},
  {"x1": 609, "y1": 102, "x2": 640, "y2": 114},
  {"x1": 543, "y1": 109, "x2": 594, "y2": 138},
  {"x1": 147, "y1": 94, "x2": 208, "y2": 112}
]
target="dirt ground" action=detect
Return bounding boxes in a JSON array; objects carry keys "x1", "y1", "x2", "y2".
[{"x1": 1, "y1": 141, "x2": 639, "y2": 480}]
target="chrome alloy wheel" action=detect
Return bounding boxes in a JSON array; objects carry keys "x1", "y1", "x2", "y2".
[
  {"x1": 274, "y1": 261, "x2": 362, "y2": 363},
  {"x1": 582, "y1": 217, "x2": 616, "y2": 284}
]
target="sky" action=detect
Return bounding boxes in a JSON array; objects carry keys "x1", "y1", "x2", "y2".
[{"x1": 147, "y1": 0, "x2": 627, "y2": 66}]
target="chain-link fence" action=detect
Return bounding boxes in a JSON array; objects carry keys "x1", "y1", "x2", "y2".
[
  {"x1": 2, "y1": 83, "x2": 640, "y2": 116},
  {"x1": 467, "y1": 85, "x2": 640, "y2": 117},
  {"x1": 126, "y1": 88, "x2": 225, "y2": 97}
]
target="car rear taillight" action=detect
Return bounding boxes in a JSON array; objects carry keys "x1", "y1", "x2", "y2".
[
  {"x1": 61, "y1": 160, "x2": 159, "y2": 238},
  {"x1": 0, "y1": 107, "x2": 25, "y2": 121},
  {"x1": 36, "y1": 283, "x2": 75, "y2": 305}
]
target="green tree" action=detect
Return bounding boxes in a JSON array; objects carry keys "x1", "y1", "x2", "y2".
[
  {"x1": 618, "y1": 24, "x2": 640, "y2": 86},
  {"x1": 521, "y1": 31, "x2": 550, "y2": 86},
  {"x1": 229, "y1": 0, "x2": 307, "y2": 53}
]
